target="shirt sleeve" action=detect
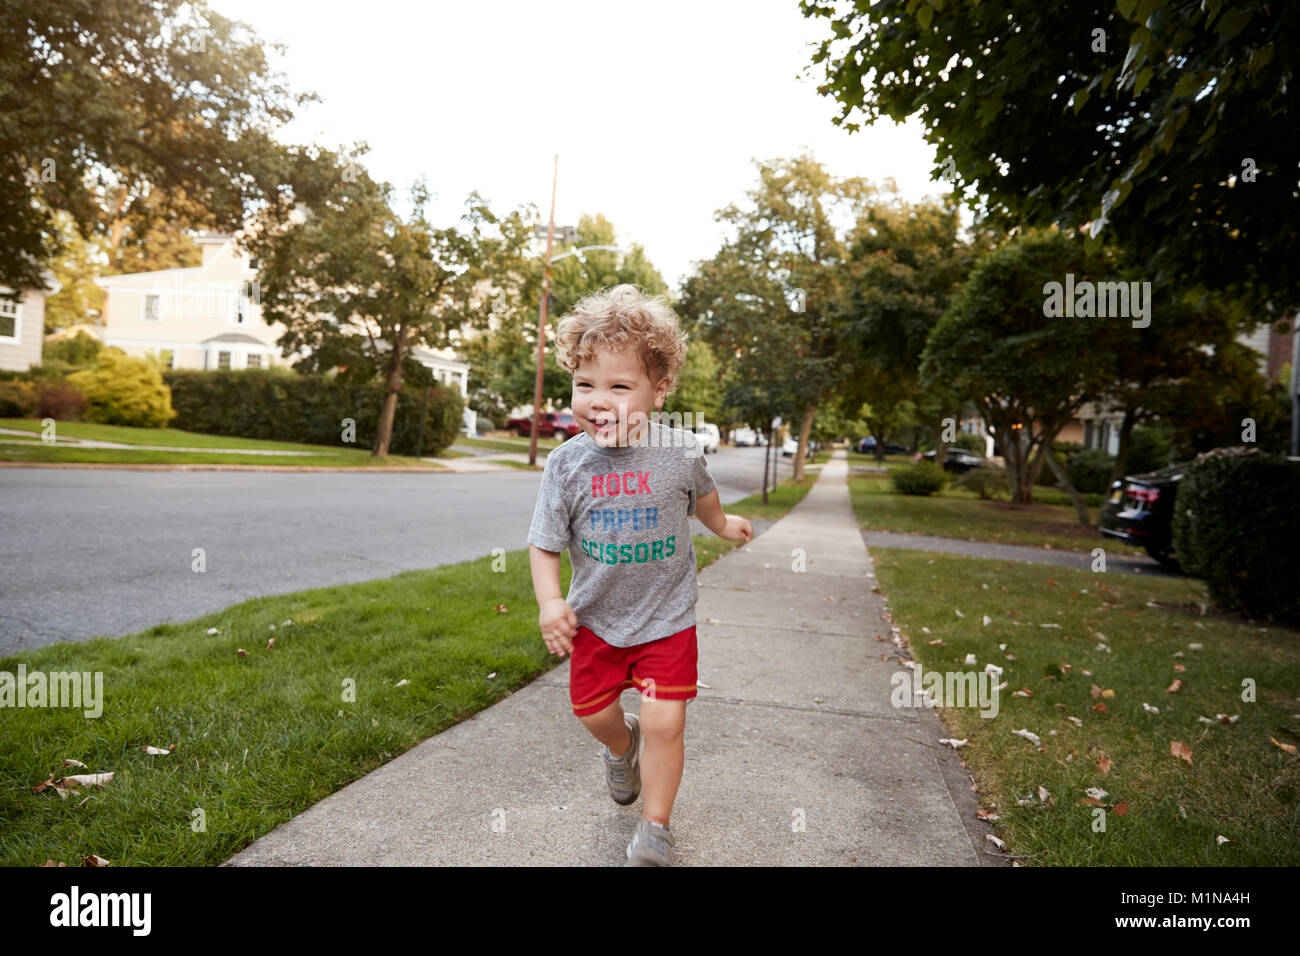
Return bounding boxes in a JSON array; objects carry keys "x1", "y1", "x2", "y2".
[
  {"x1": 687, "y1": 448, "x2": 717, "y2": 517},
  {"x1": 527, "y1": 455, "x2": 571, "y2": 552}
]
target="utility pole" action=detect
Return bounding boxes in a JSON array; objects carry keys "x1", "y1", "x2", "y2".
[{"x1": 529, "y1": 156, "x2": 559, "y2": 467}]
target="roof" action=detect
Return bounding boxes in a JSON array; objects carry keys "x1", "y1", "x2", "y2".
[{"x1": 201, "y1": 332, "x2": 270, "y2": 345}]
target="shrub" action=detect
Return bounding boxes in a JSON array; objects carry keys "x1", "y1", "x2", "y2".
[
  {"x1": 891, "y1": 461, "x2": 947, "y2": 496},
  {"x1": 1067, "y1": 448, "x2": 1117, "y2": 494},
  {"x1": 36, "y1": 381, "x2": 87, "y2": 420},
  {"x1": 66, "y1": 348, "x2": 176, "y2": 428},
  {"x1": 1127, "y1": 424, "x2": 1173, "y2": 475},
  {"x1": 0, "y1": 380, "x2": 39, "y2": 417},
  {"x1": 44, "y1": 330, "x2": 104, "y2": 367},
  {"x1": 953, "y1": 432, "x2": 985, "y2": 454},
  {"x1": 1172, "y1": 450, "x2": 1300, "y2": 625},
  {"x1": 954, "y1": 465, "x2": 1009, "y2": 500},
  {"x1": 162, "y1": 367, "x2": 463, "y2": 457}
]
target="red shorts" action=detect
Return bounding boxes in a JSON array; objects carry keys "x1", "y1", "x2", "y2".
[{"x1": 569, "y1": 624, "x2": 698, "y2": 717}]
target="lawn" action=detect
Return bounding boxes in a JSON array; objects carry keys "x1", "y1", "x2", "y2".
[
  {"x1": 871, "y1": 547, "x2": 1300, "y2": 865},
  {"x1": 849, "y1": 471, "x2": 1140, "y2": 553},
  {"x1": 0, "y1": 418, "x2": 448, "y2": 468},
  {"x1": 458, "y1": 433, "x2": 565, "y2": 454}
]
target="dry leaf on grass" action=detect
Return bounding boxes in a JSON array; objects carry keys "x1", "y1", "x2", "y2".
[
  {"x1": 1012, "y1": 728, "x2": 1042, "y2": 746},
  {"x1": 1269, "y1": 737, "x2": 1297, "y2": 755},
  {"x1": 1167, "y1": 679, "x2": 1183, "y2": 693},
  {"x1": 985, "y1": 834, "x2": 1005, "y2": 850},
  {"x1": 1170, "y1": 741, "x2": 1193, "y2": 764}
]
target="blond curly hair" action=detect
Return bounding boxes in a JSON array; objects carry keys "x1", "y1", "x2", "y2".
[{"x1": 554, "y1": 284, "x2": 688, "y2": 396}]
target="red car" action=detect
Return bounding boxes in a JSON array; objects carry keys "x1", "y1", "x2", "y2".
[{"x1": 506, "y1": 412, "x2": 580, "y2": 439}]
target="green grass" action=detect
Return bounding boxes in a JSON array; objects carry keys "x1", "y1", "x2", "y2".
[
  {"x1": 725, "y1": 475, "x2": 818, "y2": 520},
  {"x1": 0, "y1": 534, "x2": 752, "y2": 867},
  {"x1": 871, "y1": 548, "x2": 1300, "y2": 865},
  {"x1": 849, "y1": 471, "x2": 1139, "y2": 553},
  {"x1": 483, "y1": 458, "x2": 543, "y2": 470},
  {"x1": 0, "y1": 418, "x2": 447, "y2": 468},
  {"x1": 458, "y1": 434, "x2": 565, "y2": 454}
]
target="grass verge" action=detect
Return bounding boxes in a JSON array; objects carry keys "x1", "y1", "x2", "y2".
[
  {"x1": 871, "y1": 547, "x2": 1300, "y2": 865},
  {"x1": 850, "y1": 471, "x2": 1139, "y2": 553}
]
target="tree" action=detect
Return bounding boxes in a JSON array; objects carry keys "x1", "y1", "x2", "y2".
[
  {"x1": 244, "y1": 147, "x2": 536, "y2": 458},
  {"x1": 802, "y1": 0, "x2": 1300, "y2": 319},
  {"x1": 2, "y1": 0, "x2": 313, "y2": 291},
  {"x1": 457, "y1": 212, "x2": 670, "y2": 419},
  {"x1": 920, "y1": 230, "x2": 1117, "y2": 505},
  {"x1": 834, "y1": 190, "x2": 991, "y2": 463},
  {"x1": 679, "y1": 152, "x2": 874, "y2": 480}
]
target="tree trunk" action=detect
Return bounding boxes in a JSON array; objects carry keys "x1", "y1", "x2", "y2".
[
  {"x1": 793, "y1": 405, "x2": 816, "y2": 480},
  {"x1": 865, "y1": 419, "x2": 886, "y2": 462},
  {"x1": 372, "y1": 331, "x2": 405, "y2": 458},
  {"x1": 1107, "y1": 408, "x2": 1138, "y2": 488},
  {"x1": 1043, "y1": 445, "x2": 1090, "y2": 525}
]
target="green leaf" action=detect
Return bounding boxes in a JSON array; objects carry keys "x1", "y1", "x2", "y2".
[
  {"x1": 917, "y1": 5, "x2": 933, "y2": 30},
  {"x1": 1134, "y1": 66, "x2": 1154, "y2": 96},
  {"x1": 1116, "y1": 0, "x2": 1138, "y2": 18},
  {"x1": 1070, "y1": 88, "x2": 1091, "y2": 114},
  {"x1": 1216, "y1": 8, "x2": 1252, "y2": 38}
]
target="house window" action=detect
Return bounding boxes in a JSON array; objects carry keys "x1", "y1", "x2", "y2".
[
  {"x1": 246, "y1": 354, "x2": 261, "y2": 368},
  {"x1": 218, "y1": 351, "x2": 231, "y2": 369},
  {"x1": 165, "y1": 351, "x2": 175, "y2": 369},
  {"x1": 248, "y1": 258, "x2": 259, "y2": 271},
  {"x1": 144, "y1": 294, "x2": 161, "y2": 321},
  {"x1": 235, "y1": 295, "x2": 247, "y2": 325},
  {"x1": 0, "y1": 296, "x2": 18, "y2": 340}
]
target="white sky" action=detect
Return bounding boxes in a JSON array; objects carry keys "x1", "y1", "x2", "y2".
[{"x1": 212, "y1": 0, "x2": 952, "y2": 292}]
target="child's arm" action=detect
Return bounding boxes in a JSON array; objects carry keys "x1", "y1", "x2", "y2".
[
  {"x1": 529, "y1": 544, "x2": 577, "y2": 656},
  {"x1": 694, "y1": 489, "x2": 753, "y2": 543}
]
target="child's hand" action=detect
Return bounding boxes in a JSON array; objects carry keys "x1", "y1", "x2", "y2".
[
  {"x1": 721, "y1": 514, "x2": 754, "y2": 543},
  {"x1": 539, "y1": 597, "x2": 577, "y2": 657}
]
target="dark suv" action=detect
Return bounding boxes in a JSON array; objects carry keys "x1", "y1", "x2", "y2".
[{"x1": 1099, "y1": 463, "x2": 1186, "y2": 570}]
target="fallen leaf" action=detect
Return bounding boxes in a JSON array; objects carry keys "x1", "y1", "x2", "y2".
[
  {"x1": 938, "y1": 738, "x2": 968, "y2": 749},
  {"x1": 236, "y1": 648, "x2": 248, "y2": 658},
  {"x1": 1270, "y1": 737, "x2": 1297, "y2": 755},
  {"x1": 1090, "y1": 684, "x2": 1102, "y2": 699},
  {"x1": 1114, "y1": 802, "x2": 1128, "y2": 815},
  {"x1": 1097, "y1": 754, "x2": 1112, "y2": 774},
  {"x1": 1215, "y1": 835, "x2": 1235, "y2": 846},
  {"x1": 985, "y1": 834, "x2": 1005, "y2": 850},
  {"x1": 1143, "y1": 702, "x2": 1160, "y2": 714},
  {"x1": 928, "y1": 639, "x2": 944, "y2": 646},
  {"x1": 82, "y1": 855, "x2": 110, "y2": 867},
  {"x1": 982, "y1": 615, "x2": 992, "y2": 627},
  {"x1": 1101, "y1": 689, "x2": 1115, "y2": 698},
  {"x1": 1066, "y1": 716, "x2": 1083, "y2": 727},
  {"x1": 139, "y1": 745, "x2": 171, "y2": 755},
  {"x1": 1173, "y1": 663, "x2": 1185, "y2": 673},
  {"x1": 955, "y1": 609, "x2": 965, "y2": 618},
  {"x1": 1170, "y1": 740, "x2": 1193, "y2": 764},
  {"x1": 494, "y1": 604, "x2": 508, "y2": 613},
  {"x1": 1012, "y1": 687, "x2": 1033, "y2": 698},
  {"x1": 60, "y1": 759, "x2": 86, "y2": 769},
  {"x1": 976, "y1": 808, "x2": 1000, "y2": 822},
  {"x1": 1012, "y1": 728, "x2": 1042, "y2": 746},
  {"x1": 1084, "y1": 787, "x2": 1110, "y2": 800},
  {"x1": 1038, "y1": 786, "x2": 1050, "y2": 803},
  {"x1": 1167, "y1": 679, "x2": 1183, "y2": 693},
  {"x1": 39, "y1": 860, "x2": 67, "y2": 867},
  {"x1": 58, "y1": 773, "x2": 114, "y2": 790},
  {"x1": 266, "y1": 637, "x2": 276, "y2": 650},
  {"x1": 1187, "y1": 643, "x2": 1203, "y2": 651},
  {"x1": 964, "y1": 653, "x2": 977, "y2": 665},
  {"x1": 394, "y1": 679, "x2": 410, "y2": 687},
  {"x1": 1092, "y1": 702, "x2": 1108, "y2": 713}
]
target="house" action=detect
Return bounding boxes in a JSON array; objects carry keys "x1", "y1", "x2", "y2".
[
  {"x1": 94, "y1": 231, "x2": 473, "y2": 390},
  {"x1": 0, "y1": 270, "x2": 62, "y2": 372}
]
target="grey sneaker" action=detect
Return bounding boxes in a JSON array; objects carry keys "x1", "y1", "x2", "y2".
[
  {"x1": 603, "y1": 712, "x2": 641, "y2": 805},
  {"x1": 625, "y1": 818, "x2": 674, "y2": 866}
]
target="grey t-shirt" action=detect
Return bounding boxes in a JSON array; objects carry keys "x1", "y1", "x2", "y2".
[{"x1": 528, "y1": 421, "x2": 718, "y2": 648}]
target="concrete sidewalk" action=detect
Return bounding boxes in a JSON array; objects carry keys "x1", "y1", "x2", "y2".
[{"x1": 224, "y1": 449, "x2": 995, "y2": 866}]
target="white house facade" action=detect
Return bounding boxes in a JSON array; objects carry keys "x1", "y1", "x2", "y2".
[{"x1": 0, "y1": 270, "x2": 61, "y2": 372}]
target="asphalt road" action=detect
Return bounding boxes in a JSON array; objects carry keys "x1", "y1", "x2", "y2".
[{"x1": 0, "y1": 444, "x2": 809, "y2": 653}]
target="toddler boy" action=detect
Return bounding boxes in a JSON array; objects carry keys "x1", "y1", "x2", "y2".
[{"x1": 527, "y1": 284, "x2": 752, "y2": 866}]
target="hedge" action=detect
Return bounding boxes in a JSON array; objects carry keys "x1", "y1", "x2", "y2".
[
  {"x1": 891, "y1": 461, "x2": 947, "y2": 496},
  {"x1": 1172, "y1": 450, "x2": 1300, "y2": 625},
  {"x1": 162, "y1": 367, "x2": 463, "y2": 458}
]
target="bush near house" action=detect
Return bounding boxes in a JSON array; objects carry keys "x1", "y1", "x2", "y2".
[
  {"x1": 952, "y1": 432, "x2": 985, "y2": 454},
  {"x1": 1066, "y1": 447, "x2": 1117, "y2": 494},
  {"x1": 890, "y1": 461, "x2": 947, "y2": 496},
  {"x1": 0, "y1": 380, "x2": 39, "y2": 417},
  {"x1": 66, "y1": 349, "x2": 175, "y2": 428},
  {"x1": 163, "y1": 367, "x2": 463, "y2": 457},
  {"x1": 1172, "y1": 450, "x2": 1300, "y2": 626}
]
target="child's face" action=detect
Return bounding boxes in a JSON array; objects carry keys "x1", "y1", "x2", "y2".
[{"x1": 572, "y1": 346, "x2": 670, "y2": 447}]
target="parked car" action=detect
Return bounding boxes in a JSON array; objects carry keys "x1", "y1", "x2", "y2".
[
  {"x1": 1099, "y1": 463, "x2": 1185, "y2": 570},
  {"x1": 693, "y1": 422, "x2": 720, "y2": 453},
  {"x1": 734, "y1": 427, "x2": 763, "y2": 446},
  {"x1": 506, "y1": 412, "x2": 580, "y2": 439},
  {"x1": 856, "y1": 436, "x2": 912, "y2": 455},
  {"x1": 918, "y1": 447, "x2": 989, "y2": 473},
  {"x1": 781, "y1": 437, "x2": 815, "y2": 459}
]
